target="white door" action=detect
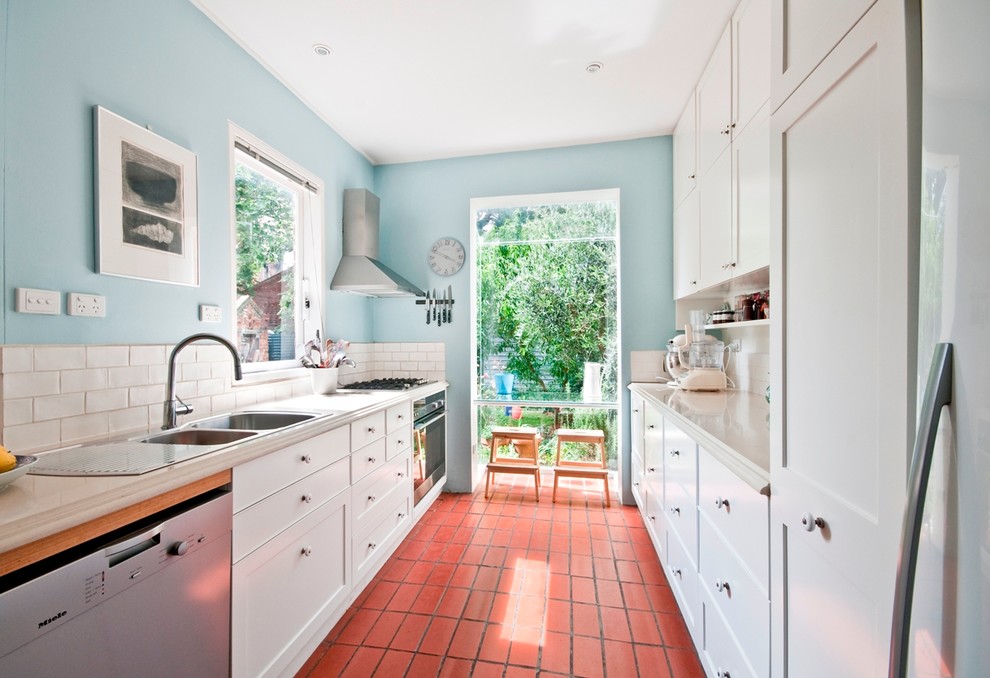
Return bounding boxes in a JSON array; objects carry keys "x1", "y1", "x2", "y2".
[
  {"x1": 697, "y1": 26, "x2": 733, "y2": 179},
  {"x1": 732, "y1": 104, "x2": 771, "y2": 277},
  {"x1": 673, "y1": 191, "x2": 701, "y2": 299},
  {"x1": 769, "y1": 0, "x2": 915, "y2": 676},
  {"x1": 733, "y1": 0, "x2": 771, "y2": 136},
  {"x1": 698, "y1": 149, "x2": 733, "y2": 289}
]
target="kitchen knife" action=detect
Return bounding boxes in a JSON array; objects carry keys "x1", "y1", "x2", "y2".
[
  {"x1": 433, "y1": 290, "x2": 438, "y2": 322},
  {"x1": 448, "y1": 284, "x2": 453, "y2": 323},
  {"x1": 439, "y1": 288, "x2": 445, "y2": 326},
  {"x1": 425, "y1": 290, "x2": 431, "y2": 324}
]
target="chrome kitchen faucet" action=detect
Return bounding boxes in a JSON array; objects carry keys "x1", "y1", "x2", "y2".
[{"x1": 163, "y1": 333, "x2": 243, "y2": 430}]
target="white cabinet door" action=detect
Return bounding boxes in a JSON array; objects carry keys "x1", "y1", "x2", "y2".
[
  {"x1": 732, "y1": 104, "x2": 771, "y2": 277},
  {"x1": 673, "y1": 93, "x2": 698, "y2": 207},
  {"x1": 232, "y1": 489, "x2": 350, "y2": 678},
  {"x1": 733, "y1": 0, "x2": 771, "y2": 137},
  {"x1": 697, "y1": 26, "x2": 733, "y2": 178},
  {"x1": 698, "y1": 149, "x2": 733, "y2": 289},
  {"x1": 771, "y1": 0, "x2": 877, "y2": 107},
  {"x1": 770, "y1": 1, "x2": 912, "y2": 676},
  {"x1": 673, "y1": 191, "x2": 701, "y2": 299}
]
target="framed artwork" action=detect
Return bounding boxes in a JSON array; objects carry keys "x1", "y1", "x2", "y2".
[{"x1": 94, "y1": 106, "x2": 199, "y2": 285}]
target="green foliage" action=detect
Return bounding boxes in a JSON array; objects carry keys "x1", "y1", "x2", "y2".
[
  {"x1": 476, "y1": 202, "x2": 618, "y2": 398},
  {"x1": 234, "y1": 164, "x2": 296, "y2": 296}
]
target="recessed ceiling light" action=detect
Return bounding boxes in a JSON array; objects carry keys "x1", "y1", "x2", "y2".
[
  {"x1": 313, "y1": 44, "x2": 333, "y2": 57},
  {"x1": 585, "y1": 62, "x2": 604, "y2": 73}
]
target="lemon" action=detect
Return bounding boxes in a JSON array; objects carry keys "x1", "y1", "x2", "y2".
[{"x1": 0, "y1": 445, "x2": 17, "y2": 473}]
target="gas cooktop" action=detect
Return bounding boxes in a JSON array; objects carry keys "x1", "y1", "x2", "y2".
[{"x1": 342, "y1": 377, "x2": 433, "y2": 391}]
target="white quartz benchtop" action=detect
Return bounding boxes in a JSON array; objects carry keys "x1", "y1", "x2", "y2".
[
  {"x1": 628, "y1": 383, "x2": 770, "y2": 494},
  {"x1": 0, "y1": 382, "x2": 446, "y2": 555}
]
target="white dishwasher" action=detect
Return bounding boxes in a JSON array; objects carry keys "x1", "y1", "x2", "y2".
[{"x1": 0, "y1": 489, "x2": 232, "y2": 677}]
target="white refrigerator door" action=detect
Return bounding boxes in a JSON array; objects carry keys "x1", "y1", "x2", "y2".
[{"x1": 909, "y1": 0, "x2": 990, "y2": 675}]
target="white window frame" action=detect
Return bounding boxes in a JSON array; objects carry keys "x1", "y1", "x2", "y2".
[{"x1": 228, "y1": 123, "x2": 324, "y2": 379}]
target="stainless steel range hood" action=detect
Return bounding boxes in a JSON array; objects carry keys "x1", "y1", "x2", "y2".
[{"x1": 330, "y1": 188, "x2": 424, "y2": 297}]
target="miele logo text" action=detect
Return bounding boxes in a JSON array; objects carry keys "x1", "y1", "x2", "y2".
[{"x1": 37, "y1": 610, "x2": 67, "y2": 629}]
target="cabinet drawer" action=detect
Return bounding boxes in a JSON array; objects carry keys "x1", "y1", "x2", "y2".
[
  {"x1": 644, "y1": 485, "x2": 664, "y2": 556},
  {"x1": 664, "y1": 420, "x2": 697, "y2": 500},
  {"x1": 701, "y1": 586, "x2": 759, "y2": 678},
  {"x1": 665, "y1": 480, "x2": 697, "y2": 567},
  {"x1": 698, "y1": 448, "x2": 770, "y2": 590},
  {"x1": 631, "y1": 451, "x2": 644, "y2": 509},
  {"x1": 232, "y1": 490, "x2": 350, "y2": 678},
  {"x1": 351, "y1": 411, "x2": 386, "y2": 450},
  {"x1": 351, "y1": 437, "x2": 388, "y2": 483},
  {"x1": 386, "y1": 427, "x2": 412, "y2": 460},
  {"x1": 354, "y1": 492, "x2": 411, "y2": 582},
  {"x1": 666, "y1": 527, "x2": 700, "y2": 632},
  {"x1": 234, "y1": 426, "x2": 349, "y2": 512},
  {"x1": 352, "y1": 453, "x2": 410, "y2": 526},
  {"x1": 699, "y1": 514, "x2": 770, "y2": 678},
  {"x1": 386, "y1": 402, "x2": 411, "y2": 434},
  {"x1": 233, "y1": 456, "x2": 350, "y2": 563}
]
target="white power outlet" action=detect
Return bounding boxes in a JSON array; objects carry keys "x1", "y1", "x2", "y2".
[
  {"x1": 199, "y1": 304, "x2": 222, "y2": 323},
  {"x1": 16, "y1": 288, "x2": 61, "y2": 314},
  {"x1": 68, "y1": 293, "x2": 107, "y2": 317}
]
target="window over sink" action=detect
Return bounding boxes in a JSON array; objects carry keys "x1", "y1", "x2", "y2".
[{"x1": 228, "y1": 125, "x2": 324, "y2": 372}]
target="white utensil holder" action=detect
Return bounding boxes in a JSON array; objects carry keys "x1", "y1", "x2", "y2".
[{"x1": 310, "y1": 368, "x2": 339, "y2": 395}]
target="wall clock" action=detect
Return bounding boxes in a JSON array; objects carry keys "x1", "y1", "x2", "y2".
[{"x1": 428, "y1": 237, "x2": 465, "y2": 276}]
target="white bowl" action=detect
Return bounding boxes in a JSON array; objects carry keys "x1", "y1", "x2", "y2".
[{"x1": 0, "y1": 455, "x2": 38, "y2": 492}]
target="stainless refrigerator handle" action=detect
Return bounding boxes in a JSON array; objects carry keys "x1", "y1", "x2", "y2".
[{"x1": 889, "y1": 342, "x2": 953, "y2": 678}]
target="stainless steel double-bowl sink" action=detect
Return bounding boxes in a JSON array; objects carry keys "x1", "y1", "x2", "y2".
[{"x1": 140, "y1": 411, "x2": 322, "y2": 446}]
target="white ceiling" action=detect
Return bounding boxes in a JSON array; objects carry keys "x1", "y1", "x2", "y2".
[{"x1": 192, "y1": 0, "x2": 739, "y2": 165}]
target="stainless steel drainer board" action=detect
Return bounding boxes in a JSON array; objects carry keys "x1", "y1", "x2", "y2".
[{"x1": 28, "y1": 442, "x2": 219, "y2": 476}]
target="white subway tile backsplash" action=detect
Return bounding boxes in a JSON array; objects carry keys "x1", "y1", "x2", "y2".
[
  {"x1": 86, "y1": 389, "x2": 129, "y2": 413},
  {"x1": 130, "y1": 345, "x2": 166, "y2": 365},
  {"x1": 2, "y1": 421, "x2": 60, "y2": 453},
  {"x1": 108, "y1": 366, "x2": 150, "y2": 388},
  {"x1": 86, "y1": 346, "x2": 129, "y2": 368},
  {"x1": 61, "y1": 369, "x2": 109, "y2": 394},
  {"x1": 35, "y1": 346, "x2": 87, "y2": 371},
  {"x1": 3, "y1": 372, "x2": 60, "y2": 399},
  {"x1": 0, "y1": 341, "x2": 445, "y2": 453},
  {"x1": 34, "y1": 393, "x2": 86, "y2": 421},
  {"x1": 61, "y1": 412, "x2": 109, "y2": 444},
  {"x1": 129, "y1": 384, "x2": 165, "y2": 407},
  {"x1": 109, "y1": 406, "x2": 150, "y2": 433},
  {"x1": 3, "y1": 399, "x2": 33, "y2": 427},
  {"x1": 1, "y1": 347, "x2": 35, "y2": 373}
]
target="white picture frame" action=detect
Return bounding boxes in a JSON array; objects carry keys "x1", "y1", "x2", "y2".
[{"x1": 94, "y1": 106, "x2": 199, "y2": 286}]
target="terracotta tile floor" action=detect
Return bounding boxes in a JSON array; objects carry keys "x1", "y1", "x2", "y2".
[{"x1": 297, "y1": 472, "x2": 706, "y2": 677}]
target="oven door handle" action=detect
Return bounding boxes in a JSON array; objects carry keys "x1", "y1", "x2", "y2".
[{"x1": 415, "y1": 410, "x2": 446, "y2": 429}]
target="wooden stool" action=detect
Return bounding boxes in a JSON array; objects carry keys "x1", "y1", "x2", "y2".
[
  {"x1": 552, "y1": 428, "x2": 610, "y2": 507},
  {"x1": 486, "y1": 426, "x2": 542, "y2": 500}
]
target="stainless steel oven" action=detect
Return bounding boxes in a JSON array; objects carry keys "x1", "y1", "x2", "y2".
[{"x1": 413, "y1": 390, "x2": 446, "y2": 505}]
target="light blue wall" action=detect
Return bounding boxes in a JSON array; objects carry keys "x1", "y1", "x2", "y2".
[
  {"x1": 1, "y1": 0, "x2": 376, "y2": 345},
  {"x1": 373, "y1": 138, "x2": 675, "y2": 496}
]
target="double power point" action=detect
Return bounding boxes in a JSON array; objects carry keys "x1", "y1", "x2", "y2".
[{"x1": 14, "y1": 288, "x2": 106, "y2": 317}]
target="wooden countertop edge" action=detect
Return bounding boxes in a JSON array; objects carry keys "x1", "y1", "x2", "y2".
[{"x1": 0, "y1": 469, "x2": 231, "y2": 578}]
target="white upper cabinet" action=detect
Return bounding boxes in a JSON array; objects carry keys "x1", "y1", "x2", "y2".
[
  {"x1": 673, "y1": 93, "x2": 698, "y2": 208},
  {"x1": 733, "y1": 0, "x2": 771, "y2": 137},
  {"x1": 732, "y1": 104, "x2": 771, "y2": 277},
  {"x1": 673, "y1": 191, "x2": 701, "y2": 299},
  {"x1": 673, "y1": 0, "x2": 771, "y2": 299},
  {"x1": 771, "y1": 0, "x2": 877, "y2": 107},
  {"x1": 769, "y1": 0, "x2": 913, "y2": 675},
  {"x1": 696, "y1": 26, "x2": 733, "y2": 179},
  {"x1": 697, "y1": 149, "x2": 734, "y2": 289}
]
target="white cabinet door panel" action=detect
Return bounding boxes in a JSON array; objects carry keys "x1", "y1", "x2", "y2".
[
  {"x1": 673, "y1": 191, "x2": 701, "y2": 298},
  {"x1": 770, "y1": 0, "x2": 913, "y2": 675},
  {"x1": 771, "y1": 0, "x2": 877, "y2": 106},
  {"x1": 697, "y1": 26, "x2": 733, "y2": 178},
  {"x1": 673, "y1": 93, "x2": 698, "y2": 207},
  {"x1": 732, "y1": 104, "x2": 771, "y2": 277},
  {"x1": 733, "y1": 0, "x2": 772, "y2": 136},
  {"x1": 698, "y1": 149, "x2": 734, "y2": 288},
  {"x1": 232, "y1": 490, "x2": 350, "y2": 678}
]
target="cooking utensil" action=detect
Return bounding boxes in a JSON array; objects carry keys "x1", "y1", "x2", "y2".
[
  {"x1": 425, "y1": 290, "x2": 431, "y2": 324},
  {"x1": 447, "y1": 284, "x2": 453, "y2": 323},
  {"x1": 439, "y1": 288, "x2": 445, "y2": 326}
]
